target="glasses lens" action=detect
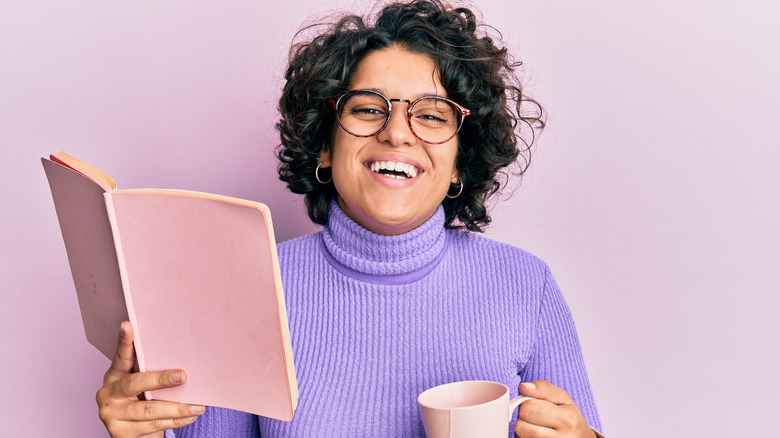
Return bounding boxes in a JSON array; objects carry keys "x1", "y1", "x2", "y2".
[
  {"x1": 409, "y1": 98, "x2": 461, "y2": 143},
  {"x1": 336, "y1": 92, "x2": 389, "y2": 137}
]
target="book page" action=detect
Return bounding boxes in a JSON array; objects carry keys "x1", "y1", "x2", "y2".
[{"x1": 49, "y1": 151, "x2": 117, "y2": 192}]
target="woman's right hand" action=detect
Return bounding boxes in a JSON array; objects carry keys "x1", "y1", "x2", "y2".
[{"x1": 96, "y1": 322, "x2": 206, "y2": 438}]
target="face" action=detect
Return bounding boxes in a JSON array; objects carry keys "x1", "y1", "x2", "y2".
[{"x1": 320, "y1": 45, "x2": 459, "y2": 235}]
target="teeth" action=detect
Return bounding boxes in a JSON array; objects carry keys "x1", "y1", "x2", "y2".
[{"x1": 369, "y1": 161, "x2": 419, "y2": 179}]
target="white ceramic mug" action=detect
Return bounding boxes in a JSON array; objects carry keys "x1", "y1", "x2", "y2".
[{"x1": 418, "y1": 380, "x2": 533, "y2": 438}]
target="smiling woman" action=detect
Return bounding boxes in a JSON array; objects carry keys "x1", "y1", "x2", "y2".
[{"x1": 93, "y1": 1, "x2": 603, "y2": 437}]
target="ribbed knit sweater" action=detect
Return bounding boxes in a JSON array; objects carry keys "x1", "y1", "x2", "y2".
[{"x1": 175, "y1": 202, "x2": 602, "y2": 437}]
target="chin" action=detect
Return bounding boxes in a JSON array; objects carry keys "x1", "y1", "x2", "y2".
[
  {"x1": 338, "y1": 193, "x2": 440, "y2": 235},
  {"x1": 365, "y1": 206, "x2": 433, "y2": 234}
]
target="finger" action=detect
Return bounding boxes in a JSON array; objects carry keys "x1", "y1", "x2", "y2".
[
  {"x1": 107, "y1": 415, "x2": 200, "y2": 437},
  {"x1": 517, "y1": 398, "x2": 560, "y2": 429},
  {"x1": 514, "y1": 417, "x2": 553, "y2": 438},
  {"x1": 104, "y1": 322, "x2": 136, "y2": 385},
  {"x1": 138, "y1": 415, "x2": 200, "y2": 434},
  {"x1": 111, "y1": 369, "x2": 187, "y2": 399},
  {"x1": 122, "y1": 400, "x2": 206, "y2": 422},
  {"x1": 518, "y1": 380, "x2": 574, "y2": 406}
]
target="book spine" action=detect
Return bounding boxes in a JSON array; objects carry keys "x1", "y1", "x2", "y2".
[{"x1": 105, "y1": 192, "x2": 152, "y2": 401}]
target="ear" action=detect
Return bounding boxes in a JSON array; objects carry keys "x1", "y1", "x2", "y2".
[
  {"x1": 319, "y1": 143, "x2": 332, "y2": 168},
  {"x1": 451, "y1": 168, "x2": 461, "y2": 184}
]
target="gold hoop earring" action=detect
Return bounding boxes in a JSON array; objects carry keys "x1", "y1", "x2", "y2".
[
  {"x1": 446, "y1": 180, "x2": 463, "y2": 199},
  {"x1": 315, "y1": 162, "x2": 332, "y2": 184}
]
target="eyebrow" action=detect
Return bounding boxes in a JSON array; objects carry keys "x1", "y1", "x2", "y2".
[{"x1": 358, "y1": 87, "x2": 447, "y2": 99}]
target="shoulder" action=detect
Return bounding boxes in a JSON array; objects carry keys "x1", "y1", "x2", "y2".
[
  {"x1": 275, "y1": 231, "x2": 326, "y2": 289},
  {"x1": 444, "y1": 230, "x2": 562, "y2": 333},
  {"x1": 444, "y1": 229, "x2": 557, "y2": 299},
  {"x1": 277, "y1": 231, "x2": 322, "y2": 261},
  {"x1": 446, "y1": 228, "x2": 551, "y2": 276}
]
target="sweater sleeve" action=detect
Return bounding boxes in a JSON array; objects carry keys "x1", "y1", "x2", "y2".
[
  {"x1": 173, "y1": 406, "x2": 260, "y2": 437},
  {"x1": 520, "y1": 266, "x2": 603, "y2": 434}
]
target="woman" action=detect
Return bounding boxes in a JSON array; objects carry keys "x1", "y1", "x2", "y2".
[{"x1": 96, "y1": 1, "x2": 604, "y2": 436}]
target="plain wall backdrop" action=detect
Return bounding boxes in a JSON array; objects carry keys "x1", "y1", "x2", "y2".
[{"x1": 1, "y1": 1, "x2": 778, "y2": 436}]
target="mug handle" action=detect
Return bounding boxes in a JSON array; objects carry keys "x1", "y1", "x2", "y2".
[{"x1": 508, "y1": 396, "x2": 535, "y2": 419}]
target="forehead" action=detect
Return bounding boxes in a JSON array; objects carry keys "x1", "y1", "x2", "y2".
[{"x1": 348, "y1": 45, "x2": 446, "y2": 98}]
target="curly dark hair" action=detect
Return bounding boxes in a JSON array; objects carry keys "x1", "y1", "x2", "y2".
[{"x1": 276, "y1": 0, "x2": 544, "y2": 232}]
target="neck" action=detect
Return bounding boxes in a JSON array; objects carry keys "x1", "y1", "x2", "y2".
[{"x1": 319, "y1": 200, "x2": 449, "y2": 284}]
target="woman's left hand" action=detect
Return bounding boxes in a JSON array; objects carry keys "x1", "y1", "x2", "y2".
[{"x1": 514, "y1": 380, "x2": 595, "y2": 438}]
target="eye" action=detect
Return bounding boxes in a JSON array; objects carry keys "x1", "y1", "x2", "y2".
[
  {"x1": 412, "y1": 109, "x2": 451, "y2": 127},
  {"x1": 340, "y1": 93, "x2": 389, "y2": 121},
  {"x1": 411, "y1": 99, "x2": 457, "y2": 127},
  {"x1": 415, "y1": 112, "x2": 448, "y2": 123},
  {"x1": 351, "y1": 106, "x2": 387, "y2": 117}
]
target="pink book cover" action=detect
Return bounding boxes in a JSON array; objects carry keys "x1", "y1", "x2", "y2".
[{"x1": 42, "y1": 154, "x2": 298, "y2": 421}]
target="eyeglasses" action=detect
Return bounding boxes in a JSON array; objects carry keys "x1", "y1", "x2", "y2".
[{"x1": 330, "y1": 89, "x2": 471, "y2": 145}]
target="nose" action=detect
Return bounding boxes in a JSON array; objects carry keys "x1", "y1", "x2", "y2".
[{"x1": 376, "y1": 100, "x2": 417, "y2": 147}]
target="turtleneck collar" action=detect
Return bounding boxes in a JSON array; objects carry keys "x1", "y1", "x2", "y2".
[{"x1": 319, "y1": 200, "x2": 449, "y2": 284}]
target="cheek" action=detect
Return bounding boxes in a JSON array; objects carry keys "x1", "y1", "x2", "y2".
[
  {"x1": 328, "y1": 137, "x2": 367, "y2": 198},
  {"x1": 440, "y1": 144, "x2": 459, "y2": 178},
  {"x1": 329, "y1": 132, "x2": 353, "y2": 169}
]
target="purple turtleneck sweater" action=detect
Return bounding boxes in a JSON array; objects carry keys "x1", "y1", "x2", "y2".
[{"x1": 175, "y1": 202, "x2": 602, "y2": 437}]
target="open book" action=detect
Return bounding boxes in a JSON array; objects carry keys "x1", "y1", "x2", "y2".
[{"x1": 42, "y1": 152, "x2": 298, "y2": 421}]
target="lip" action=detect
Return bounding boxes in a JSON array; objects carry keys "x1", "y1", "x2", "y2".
[{"x1": 362, "y1": 153, "x2": 424, "y2": 187}]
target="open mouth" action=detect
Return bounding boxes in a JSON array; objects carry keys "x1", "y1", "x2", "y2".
[{"x1": 368, "y1": 161, "x2": 420, "y2": 179}]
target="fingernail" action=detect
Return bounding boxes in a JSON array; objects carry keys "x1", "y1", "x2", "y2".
[
  {"x1": 184, "y1": 416, "x2": 196, "y2": 423},
  {"x1": 190, "y1": 405, "x2": 205, "y2": 414},
  {"x1": 521, "y1": 382, "x2": 536, "y2": 390},
  {"x1": 171, "y1": 371, "x2": 184, "y2": 383}
]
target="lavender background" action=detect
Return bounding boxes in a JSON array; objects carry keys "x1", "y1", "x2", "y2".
[{"x1": 2, "y1": 1, "x2": 778, "y2": 436}]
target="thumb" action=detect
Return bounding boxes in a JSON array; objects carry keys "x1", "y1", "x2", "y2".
[
  {"x1": 518, "y1": 380, "x2": 574, "y2": 406},
  {"x1": 103, "y1": 321, "x2": 136, "y2": 384}
]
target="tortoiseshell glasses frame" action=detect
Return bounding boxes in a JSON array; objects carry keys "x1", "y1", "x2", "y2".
[{"x1": 329, "y1": 89, "x2": 471, "y2": 145}]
